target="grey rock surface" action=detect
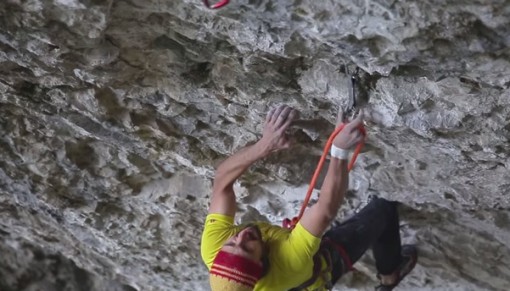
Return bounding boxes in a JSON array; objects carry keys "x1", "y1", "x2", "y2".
[{"x1": 0, "y1": 0, "x2": 509, "y2": 290}]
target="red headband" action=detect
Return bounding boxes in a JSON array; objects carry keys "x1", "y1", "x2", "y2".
[{"x1": 210, "y1": 251, "x2": 263, "y2": 287}]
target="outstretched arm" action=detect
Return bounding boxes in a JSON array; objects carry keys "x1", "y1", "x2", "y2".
[
  {"x1": 209, "y1": 105, "x2": 299, "y2": 216},
  {"x1": 300, "y1": 111, "x2": 364, "y2": 237},
  {"x1": 209, "y1": 143, "x2": 267, "y2": 216}
]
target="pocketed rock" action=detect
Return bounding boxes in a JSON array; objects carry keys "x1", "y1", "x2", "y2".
[{"x1": 0, "y1": 0, "x2": 509, "y2": 290}]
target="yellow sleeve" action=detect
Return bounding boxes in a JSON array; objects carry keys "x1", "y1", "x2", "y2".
[
  {"x1": 275, "y1": 222, "x2": 321, "y2": 272},
  {"x1": 200, "y1": 213, "x2": 239, "y2": 270}
]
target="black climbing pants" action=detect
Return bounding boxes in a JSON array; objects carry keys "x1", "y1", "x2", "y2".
[{"x1": 322, "y1": 196, "x2": 403, "y2": 284}]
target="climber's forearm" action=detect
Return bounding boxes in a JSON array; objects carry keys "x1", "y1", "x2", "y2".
[
  {"x1": 318, "y1": 158, "x2": 348, "y2": 219},
  {"x1": 208, "y1": 104, "x2": 299, "y2": 216},
  {"x1": 300, "y1": 158, "x2": 348, "y2": 237},
  {"x1": 214, "y1": 142, "x2": 268, "y2": 191},
  {"x1": 208, "y1": 141, "x2": 269, "y2": 216}
]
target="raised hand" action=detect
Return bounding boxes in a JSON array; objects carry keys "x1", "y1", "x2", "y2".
[
  {"x1": 333, "y1": 110, "x2": 364, "y2": 150},
  {"x1": 258, "y1": 105, "x2": 299, "y2": 153}
]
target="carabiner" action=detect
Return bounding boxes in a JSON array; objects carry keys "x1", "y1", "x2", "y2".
[
  {"x1": 339, "y1": 66, "x2": 357, "y2": 121},
  {"x1": 203, "y1": 0, "x2": 229, "y2": 9},
  {"x1": 282, "y1": 217, "x2": 298, "y2": 230}
]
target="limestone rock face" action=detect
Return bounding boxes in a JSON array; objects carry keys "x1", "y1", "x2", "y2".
[{"x1": 1, "y1": 0, "x2": 509, "y2": 290}]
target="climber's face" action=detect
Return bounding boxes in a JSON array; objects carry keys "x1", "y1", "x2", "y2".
[{"x1": 220, "y1": 224, "x2": 264, "y2": 264}]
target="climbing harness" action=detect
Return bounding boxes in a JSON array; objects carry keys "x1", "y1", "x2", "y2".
[
  {"x1": 203, "y1": 0, "x2": 229, "y2": 9},
  {"x1": 283, "y1": 68, "x2": 367, "y2": 230},
  {"x1": 290, "y1": 241, "x2": 334, "y2": 290},
  {"x1": 289, "y1": 238, "x2": 355, "y2": 290}
]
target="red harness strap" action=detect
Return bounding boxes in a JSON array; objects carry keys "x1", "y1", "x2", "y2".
[
  {"x1": 290, "y1": 238, "x2": 356, "y2": 290},
  {"x1": 290, "y1": 243, "x2": 334, "y2": 290},
  {"x1": 323, "y1": 237, "x2": 355, "y2": 272}
]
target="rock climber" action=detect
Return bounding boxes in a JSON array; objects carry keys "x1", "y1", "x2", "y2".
[{"x1": 201, "y1": 104, "x2": 417, "y2": 290}]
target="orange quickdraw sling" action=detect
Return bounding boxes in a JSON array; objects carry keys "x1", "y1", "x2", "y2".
[{"x1": 282, "y1": 122, "x2": 366, "y2": 230}]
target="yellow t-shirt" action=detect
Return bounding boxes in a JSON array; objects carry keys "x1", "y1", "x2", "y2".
[{"x1": 201, "y1": 213, "x2": 330, "y2": 290}]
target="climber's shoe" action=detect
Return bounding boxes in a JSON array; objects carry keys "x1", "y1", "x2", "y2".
[{"x1": 375, "y1": 245, "x2": 417, "y2": 291}]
